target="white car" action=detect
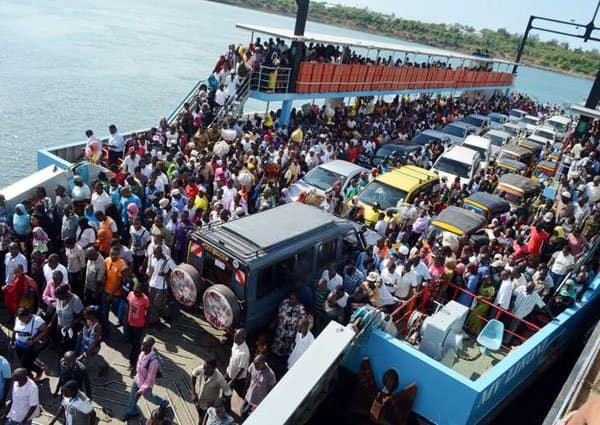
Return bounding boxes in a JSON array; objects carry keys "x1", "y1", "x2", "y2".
[
  {"x1": 509, "y1": 108, "x2": 527, "y2": 122},
  {"x1": 488, "y1": 112, "x2": 509, "y2": 130},
  {"x1": 432, "y1": 145, "x2": 481, "y2": 188},
  {"x1": 461, "y1": 114, "x2": 491, "y2": 135},
  {"x1": 461, "y1": 135, "x2": 492, "y2": 168},
  {"x1": 519, "y1": 115, "x2": 541, "y2": 135},
  {"x1": 545, "y1": 115, "x2": 571, "y2": 141},
  {"x1": 288, "y1": 160, "x2": 368, "y2": 201},
  {"x1": 483, "y1": 129, "x2": 512, "y2": 158}
]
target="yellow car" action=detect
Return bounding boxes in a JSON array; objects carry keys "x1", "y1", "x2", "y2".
[{"x1": 351, "y1": 165, "x2": 438, "y2": 226}]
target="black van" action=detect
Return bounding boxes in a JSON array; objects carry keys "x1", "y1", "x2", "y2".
[{"x1": 170, "y1": 202, "x2": 372, "y2": 334}]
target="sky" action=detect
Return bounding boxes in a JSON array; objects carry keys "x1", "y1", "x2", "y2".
[{"x1": 330, "y1": 0, "x2": 600, "y2": 50}]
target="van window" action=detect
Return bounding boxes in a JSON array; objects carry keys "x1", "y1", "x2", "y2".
[
  {"x1": 317, "y1": 239, "x2": 337, "y2": 269},
  {"x1": 201, "y1": 250, "x2": 233, "y2": 286},
  {"x1": 256, "y1": 249, "x2": 315, "y2": 299}
]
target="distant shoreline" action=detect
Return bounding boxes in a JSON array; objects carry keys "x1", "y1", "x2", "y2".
[{"x1": 210, "y1": 0, "x2": 594, "y2": 82}]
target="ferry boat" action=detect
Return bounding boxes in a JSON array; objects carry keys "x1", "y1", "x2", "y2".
[{"x1": 4, "y1": 20, "x2": 598, "y2": 425}]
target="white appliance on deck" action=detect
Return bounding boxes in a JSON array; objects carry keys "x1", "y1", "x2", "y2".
[{"x1": 419, "y1": 301, "x2": 469, "y2": 367}]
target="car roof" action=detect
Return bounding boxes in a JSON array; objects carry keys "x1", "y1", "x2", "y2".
[
  {"x1": 463, "y1": 135, "x2": 490, "y2": 146},
  {"x1": 318, "y1": 160, "x2": 367, "y2": 177},
  {"x1": 498, "y1": 173, "x2": 542, "y2": 192},
  {"x1": 197, "y1": 203, "x2": 352, "y2": 258},
  {"x1": 432, "y1": 206, "x2": 486, "y2": 235},
  {"x1": 510, "y1": 109, "x2": 527, "y2": 114},
  {"x1": 485, "y1": 129, "x2": 511, "y2": 138},
  {"x1": 441, "y1": 145, "x2": 480, "y2": 161},
  {"x1": 376, "y1": 165, "x2": 438, "y2": 191},
  {"x1": 377, "y1": 144, "x2": 421, "y2": 154},
  {"x1": 446, "y1": 121, "x2": 475, "y2": 129},
  {"x1": 534, "y1": 126, "x2": 556, "y2": 134},
  {"x1": 420, "y1": 129, "x2": 449, "y2": 138},
  {"x1": 467, "y1": 114, "x2": 489, "y2": 120},
  {"x1": 523, "y1": 115, "x2": 539, "y2": 120},
  {"x1": 465, "y1": 192, "x2": 510, "y2": 214},
  {"x1": 488, "y1": 112, "x2": 508, "y2": 117},
  {"x1": 547, "y1": 115, "x2": 570, "y2": 124}
]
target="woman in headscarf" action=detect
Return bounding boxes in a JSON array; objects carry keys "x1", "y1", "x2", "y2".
[
  {"x1": 2, "y1": 264, "x2": 37, "y2": 317},
  {"x1": 279, "y1": 188, "x2": 293, "y2": 205},
  {"x1": 31, "y1": 227, "x2": 49, "y2": 255},
  {"x1": 12, "y1": 204, "x2": 31, "y2": 241},
  {"x1": 465, "y1": 273, "x2": 496, "y2": 334}
]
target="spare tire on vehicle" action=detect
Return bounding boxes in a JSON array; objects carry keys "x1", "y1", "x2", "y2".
[
  {"x1": 170, "y1": 264, "x2": 203, "y2": 307},
  {"x1": 202, "y1": 284, "x2": 241, "y2": 331}
]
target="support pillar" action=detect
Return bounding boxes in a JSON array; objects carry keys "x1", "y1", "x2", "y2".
[{"x1": 281, "y1": 100, "x2": 293, "y2": 126}]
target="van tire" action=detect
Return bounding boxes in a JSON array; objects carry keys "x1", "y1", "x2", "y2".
[
  {"x1": 171, "y1": 264, "x2": 203, "y2": 307},
  {"x1": 202, "y1": 284, "x2": 241, "y2": 330}
]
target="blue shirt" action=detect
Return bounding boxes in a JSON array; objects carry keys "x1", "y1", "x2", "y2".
[{"x1": 0, "y1": 356, "x2": 11, "y2": 403}]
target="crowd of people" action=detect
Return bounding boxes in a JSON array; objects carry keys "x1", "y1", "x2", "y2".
[{"x1": 0, "y1": 41, "x2": 597, "y2": 423}]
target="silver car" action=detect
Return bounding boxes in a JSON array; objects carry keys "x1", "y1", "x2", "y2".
[{"x1": 288, "y1": 160, "x2": 368, "y2": 201}]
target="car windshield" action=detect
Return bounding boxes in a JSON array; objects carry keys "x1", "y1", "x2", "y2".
[
  {"x1": 503, "y1": 126, "x2": 518, "y2": 136},
  {"x1": 358, "y1": 181, "x2": 408, "y2": 210},
  {"x1": 522, "y1": 117, "x2": 538, "y2": 125},
  {"x1": 510, "y1": 110, "x2": 524, "y2": 118},
  {"x1": 463, "y1": 144, "x2": 487, "y2": 161},
  {"x1": 484, "y1": 133, "x2": 505, "y2": 146},
  {"x1": 435, "y1": 156, "x2": 471, "y2": 178},
  {"x1": 548, "y1": 121, "x2": 568, "y2": 132},
  {"x1": 463, "y1": 116, "x2": 484, "y2": 127},
  {"x1": 443, "y1": 125, "x2": 466, "y2": 137},
  {"x1": 489, "y1": 115, "x2": 505, "y2": 123},
  {"x1": 302, "y1": 167, "x2": 344, "y2": 191},
  {"x1": 534, "y1": 129, "x2": 554, "y2": 140},
  {"x1": 412, "y1": 133, "x2": 441, "y2": 145}
]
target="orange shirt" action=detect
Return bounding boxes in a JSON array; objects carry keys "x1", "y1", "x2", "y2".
[
  {"x1": 98, "y1": 217, "x2": 115, "y2": 253},
  {"x1": 104, "y1": 257, "x2": 126, "y2": 296}
]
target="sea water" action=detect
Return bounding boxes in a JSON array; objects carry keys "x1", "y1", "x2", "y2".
[{"x1": 0, "y1": 0, "x2": 592, "y2": 185}]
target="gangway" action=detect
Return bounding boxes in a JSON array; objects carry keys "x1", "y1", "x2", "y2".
[{"x1": 241, "y1": 320, "x2": 358, "y2": 425}]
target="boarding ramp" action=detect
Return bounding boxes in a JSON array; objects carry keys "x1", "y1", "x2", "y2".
[{"x1": 242, "y1": 319, "x2": 361, "y2": 425}]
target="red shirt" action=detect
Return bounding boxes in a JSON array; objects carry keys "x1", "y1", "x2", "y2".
[
  {"x1": 527, "y1": 226, "x2": 549, "y2": 256},
  {"x1": 127, "y1": 292, "x2": 149, "y2": 328}
]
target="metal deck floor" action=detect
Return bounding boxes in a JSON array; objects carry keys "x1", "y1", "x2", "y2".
[
  {"x1": 452, "y1": 338, "x2": 508, "y2": 381},
  {"x1": 0, "y1": 308, "x2": 232, "y2": 425}
]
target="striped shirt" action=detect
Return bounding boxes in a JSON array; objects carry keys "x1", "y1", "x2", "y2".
[{"x1": 511, "y1": 286, "x2": 545, "y2": 319}]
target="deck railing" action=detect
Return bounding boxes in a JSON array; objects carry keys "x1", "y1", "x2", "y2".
[
  {"x1": 251, "y1": 65, "x2": 292, "y2": 93},
  {"x1": 389, "y1": 279, "x2": 542, "y2": 350},
  {"x1": 295, "y1": 63, "x2": 513, "y2": 94}
]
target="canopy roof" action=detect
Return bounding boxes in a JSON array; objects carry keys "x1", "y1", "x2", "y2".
[{"x1": 237, "y1": 23, "x2": 515, "y2": 65}]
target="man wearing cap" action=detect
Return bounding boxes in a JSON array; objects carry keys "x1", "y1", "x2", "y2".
[
  {"x1": 554, "y1": 191, "x2": 574, "y2": 222},
  {"x1": 170, "y1": 188, "x2": 187, "y2": 213}
]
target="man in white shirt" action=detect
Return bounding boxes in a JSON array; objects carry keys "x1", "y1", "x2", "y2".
[
  {"x1": 91, "y1": 183, "x2": 112, "y2": 215},
  {"x1": 4, "y1": 243, "x2": 27, "y2": 284},
  {"x1": 43, "y1": 254, "x2": 69, "y2": 286},
  {"x1": 121, "y1": 151, "x2": 140, "y2": 175},
  {"x1": 226, "y1": 329, "x2": 250, "y2": 397},
  {"x1": 494, "y1": 270, "x2": 514, "y2": 311},
  {"x1": 7, "y1": 368, "x2": 39, "y2": 425},
  {"x1": 393, "y1": 261, "x2": 418, "y2": 299},
  {"x1": 49, "y1": 380, "x2": 95, "y2": 425},
  {"x1": 586, "y1": 175, "x2": 600, "y2": 204},
  {"x1": 71, "y1": 176, "x2": 91, "y2": 203},
  {"x1": 505, "y1": 282, "x2": 551, "y2": 345},
  {"x1": 215, "y1": 85, "x2": 227, "y2": 106},
  {"x1": 107, "y1": 124, "x2": 125, "y2": 166},
  {"x1": 321, "y1": 265, "x2": 343, "y2": 292},
  {"x1": 146, "y1": 246, "x2": 176, "y2": 326}
]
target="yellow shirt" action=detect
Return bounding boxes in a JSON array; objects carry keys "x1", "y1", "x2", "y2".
[{"x1": 194, "y1": 195, "x2": 209, "y2": 212}]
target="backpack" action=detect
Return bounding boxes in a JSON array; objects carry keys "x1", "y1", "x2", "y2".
[{"x1": 145, "y1": 352, "x2": 164, "y2": 378}]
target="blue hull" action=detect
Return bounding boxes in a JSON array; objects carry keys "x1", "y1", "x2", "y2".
[{"x1": 343, "y1": 272, "x2": 600, "y2": 425}]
